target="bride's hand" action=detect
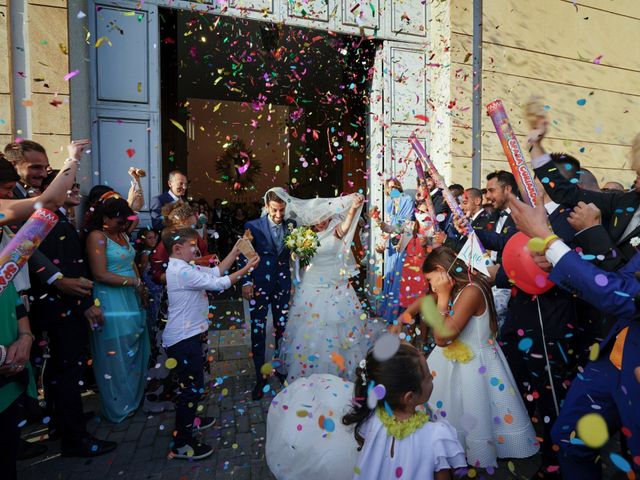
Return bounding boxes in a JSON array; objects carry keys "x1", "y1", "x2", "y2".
[{"x1": 351, "y1": 193, "x2": 364, "y2": 210}]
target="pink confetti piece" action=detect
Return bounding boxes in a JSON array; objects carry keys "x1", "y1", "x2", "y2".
[{"x1": 64, "y1": 70, "x2": 80, "y2": 81}]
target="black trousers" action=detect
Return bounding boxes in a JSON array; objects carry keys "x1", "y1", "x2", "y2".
[
  {"x1": 501, "y1": 329, "x2": 577, "y2": 461},
  {"x1": 42, "y1": 319, "x2": 89, "y2": 443},
  {"x1": 0, "y1": 394, "x2": 23, "y2": 480},
  {"x1": 165, "y1": 334, "x2": 204, "y2": 446}
]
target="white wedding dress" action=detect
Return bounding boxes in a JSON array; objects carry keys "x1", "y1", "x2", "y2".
[{"x1": 280, "y1": 217, "x2": 384, "y2": 383}]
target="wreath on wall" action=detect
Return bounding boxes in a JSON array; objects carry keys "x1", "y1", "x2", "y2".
[{"x1": 215, "y1": 138, "x2": 261, "y2": 193}]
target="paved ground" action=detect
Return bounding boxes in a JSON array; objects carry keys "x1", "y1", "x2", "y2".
[{"x1": 16, "y1": 293, "x2": 627, "y2": 480}]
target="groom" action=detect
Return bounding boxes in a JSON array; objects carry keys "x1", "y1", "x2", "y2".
[{"x1": 242, "y1": 191, "x2": 294, "y2": 400}]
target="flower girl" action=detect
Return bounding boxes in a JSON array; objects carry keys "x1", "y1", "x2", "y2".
[
  {"x1": 418, "y1": 246, "x2": 539, "y2": 468},
  {"x1": 342, "y1": 343, "x2": 466, "y2": 479}
]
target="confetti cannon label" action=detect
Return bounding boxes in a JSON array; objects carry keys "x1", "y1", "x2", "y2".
[
  {"x1": 0, "y1": 208, "x2": 58, "y2": 294},
  {"x1": 486, "y1": 99, "x2": 537, "y2": 206}
]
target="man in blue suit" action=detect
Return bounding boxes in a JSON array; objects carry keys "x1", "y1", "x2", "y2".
[
  {"x1": 241, "y1": 191, "x2": 294, "y2": 400},
  {"x1": 510, "y1": 193, "x2": 640, "y2": 479},
  {"x1": 149, "y1": 170, "x2": 187, "y2": 230}
]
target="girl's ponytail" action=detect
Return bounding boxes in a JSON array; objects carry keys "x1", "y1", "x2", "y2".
[
  {"x1": 342, "y1": 361, "x2": 373, "y2": 448},
  {"x1": 342, "y1": 344, "x2": 425, "y2": 448}
]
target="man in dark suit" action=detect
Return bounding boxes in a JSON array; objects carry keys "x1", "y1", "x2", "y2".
[
  {"x1": 241, "y1": 191, "x2": 294, "y2": 400},
  {"x1": 3, "y1": 141, "x2": 91, "y2": 299},
  {"x1": 28, "y1": 180, "x2": 116, "y2": 457},
  {"x1": 447, "y1": 187, "x2": 493, "y2": 251},
  {"x1": 150, "y1": 170, "x2": 188, "y2": 230},
  {"x1": 530, "y1": 126, "x2": 640, "y2": 266},
  {"x1": 510, "y1": 194, "x2": 640, "y2": 480},
  {"x1": 497, "y1": 177, "x2": 580, "y2": 479}
]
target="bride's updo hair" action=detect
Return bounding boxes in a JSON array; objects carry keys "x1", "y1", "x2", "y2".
[{"x1": 342, "y1": 343, "x2": 426, "y2": 448}]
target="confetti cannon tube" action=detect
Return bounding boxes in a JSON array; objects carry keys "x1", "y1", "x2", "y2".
[
  {"x1": 486, "y1": 99, "x2": 538, "y2": 206},
  {"x1": 414, "y1": 158, "x2": 440, "y2": 232},
  {"x1": 0, "y1": 208, "x2": 58, "y2": 295},
  {"x1": 409, "y1": 135, "x2": 472, "y2": 235}
]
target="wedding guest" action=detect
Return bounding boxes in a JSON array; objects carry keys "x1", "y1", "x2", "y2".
[
  {"x1": 135, "y1": 229, "x2": 163, "y2": 343},
  {"x1": 28, "y1": 179, "x2": 116, "y2": 456},
  {"x1": 85, "y1": 197, "x2": 150, "y2": 422},
  {"x1": 145, "y1": 202, "x2": 210, "y2": 413},
  {"x1": 150, "y1": 170, "x2": 188, "y2": 230},
  {"x1": 602, "y1": 180, "x2": 624, "y2": 192},
  {"x1": 422, "y1": 247, "x2": 539, "y2": 467},
  {"x1": 376, "y1": 178, "x2": 414, "y2": 322},
  {"x1": 163, "y1": 228, "x2": 258, "y2": 459},
  {"x1": 342, "y1": 344, "x2": 467, "y2": 479},
  {"x1": 509, "y1": 193, "x2": 640, "y2": 480}
]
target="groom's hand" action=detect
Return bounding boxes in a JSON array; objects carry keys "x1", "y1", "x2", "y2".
[{"x1": 242, "y1": 285, "x2": 254, "y2": 300}]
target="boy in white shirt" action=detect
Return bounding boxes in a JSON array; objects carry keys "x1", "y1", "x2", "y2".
[{"x1": 162, "y1": 228, "x2": 259, "y2": 460}]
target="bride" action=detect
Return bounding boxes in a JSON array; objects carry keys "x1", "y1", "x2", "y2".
[{"x1": 267, "y1": 187, "x2": 380, "y2": 383}]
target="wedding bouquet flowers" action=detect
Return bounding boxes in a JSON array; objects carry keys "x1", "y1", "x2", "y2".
[{"x1": 285, "y1": 226, "x2": 320, "y2": 267}]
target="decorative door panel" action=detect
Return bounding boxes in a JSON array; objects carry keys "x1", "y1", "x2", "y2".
[
  {"x1": 90, "y1": 0, "x2": 161, "y2": 215},
  {"x1": 388, "y1": 46, "x2": 428, "y2": 125},
  {"x1": 341, "y1": 0, "x2": 381, "y2": 30},
  {"x1": 93, "y1": 112, "x2": 157, "y2": 212},
  {"x1": 387, "y1": 0, "x2": 427, "y2": 38},
  {"x1": 230, "y1": 0, "x2": 275, "y2": 14},
  {"x1": 287, "y1": 0, "x2": 330, "y2": 22},
  {"x1": 94, "y1": 5, "x2": 151, "y2": 106}
]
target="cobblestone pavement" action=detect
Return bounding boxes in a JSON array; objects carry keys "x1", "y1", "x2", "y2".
[{"x1": 16, "y1": 295, "x2": 626, "y2": 480}]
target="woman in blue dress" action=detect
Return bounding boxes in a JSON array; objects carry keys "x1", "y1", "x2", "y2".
[
  {"x1": 85, "y1": 196, "x2": 149, "y2": 422},
  {"x1": 376, "y1": 178, "x2": 414, "y2": 322}
]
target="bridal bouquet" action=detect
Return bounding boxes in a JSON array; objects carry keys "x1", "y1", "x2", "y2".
[{"x1": 285, "y1": 226, "x2": 319, "y2": 268}]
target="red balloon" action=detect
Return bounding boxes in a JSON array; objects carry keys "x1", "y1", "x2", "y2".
[{"x1": 502, "y1": 232, "x2": 554, "y2": 295}]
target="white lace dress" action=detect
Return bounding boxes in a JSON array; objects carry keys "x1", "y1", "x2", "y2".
[
  {"x1": 280, "y1": 218, "x2": 383, "y2": 382},
  {"x1": 427, "y1": 285, "x2": 539, "y2": 467}
]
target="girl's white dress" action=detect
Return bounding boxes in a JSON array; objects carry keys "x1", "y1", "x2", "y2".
[
  {"x1": 427, "y1": 284, "x2": 540, "y2": 467},
  {"x1": 281, "y1": 218, "x2": 384, "y2": 382},
  {"x1": 354, "y1": 411, "x2": 467, "y2": 480}
]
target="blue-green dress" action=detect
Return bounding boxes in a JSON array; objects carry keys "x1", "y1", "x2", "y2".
[{"x1": 90, "y1": 233, "x2": 149, "y2": 423}]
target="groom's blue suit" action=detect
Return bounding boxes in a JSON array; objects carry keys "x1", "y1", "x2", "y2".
[{"x1": 242, "y1": 215, "x2": 295, "y2": 379}]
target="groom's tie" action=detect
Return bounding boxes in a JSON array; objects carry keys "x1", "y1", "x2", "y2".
[{"x1": 272, "y1": 224, "x2": 283, "y2": 253}]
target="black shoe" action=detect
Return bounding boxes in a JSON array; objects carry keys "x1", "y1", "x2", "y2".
[
  {"x1": 61, "y1": 435, "x2": 117, "y2": 457},
  {"x1": 170, "y1": 441, "x2": 213, "y2": 460},
  {"x1": 194, "y1": 416, "x2": 216, "y2": 431},
  {"x1": 252, "y1": 381, "x2": 266, "y2": 401},
  {"x1": 17, "y1": 438, "x2": 47, "y2": 460}
]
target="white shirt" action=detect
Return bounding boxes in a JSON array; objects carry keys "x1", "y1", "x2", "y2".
[
  {"x1": 168, "y1": 190, "x2": 180, "y2": 202},
  {"x1": 163, "y1": 257, "x2": 231, "y2": 348},
  {"x1": 544, "y1": 201, "x2": 560, "y2": 216},
  {"x1": 470, "y1": 209, "x2": 483, "y2": 223}
]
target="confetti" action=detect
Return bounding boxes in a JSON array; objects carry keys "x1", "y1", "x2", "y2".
[{"x1": 576, "y1": 413, "x2": 608, "y2": 448}]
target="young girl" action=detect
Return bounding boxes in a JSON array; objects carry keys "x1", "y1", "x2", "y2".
[
  {"x1": 342, "y1": 343, "x2": 466, "y2": 480},
  {"x1": 420, "y1": 247, "x2": 539, "y2": 468},
  {"x1": 135, "y1": 228, "x2": 163, "y2": 336}
]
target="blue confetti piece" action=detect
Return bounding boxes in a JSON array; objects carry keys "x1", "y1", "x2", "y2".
[
  {"x1": 609, "y1": 452, "x2": 631, "y2": 472},
  {"x1": 323, "y1": 418, "x2": 336, "y2": 432},
  {"x1": 576, "y1": 98, "x2": 587, "y2": 106},
  {"x1": 614, "y1": 291, "x2": 631, "y2": 297},
  {"x1": 518, "y1": 337, "x2": 533, "y2": 351}
]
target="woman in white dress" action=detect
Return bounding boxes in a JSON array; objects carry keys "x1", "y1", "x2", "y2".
[
  {"x1": 421, "y1": 246, "x2": 539, "y2": 468},
  {"x1": 271, "y1": 188, "x2": 382, "y2": 383}
]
